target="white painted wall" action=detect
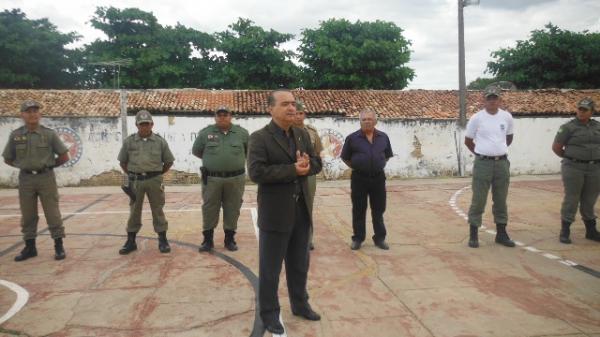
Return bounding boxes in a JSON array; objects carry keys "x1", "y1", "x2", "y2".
[
  {"x1": 0, "y1": 115, "x2": 575, "y2": 186},
  {"x1": 0, "y1": 117, "x2": 122, "y2": 187}
]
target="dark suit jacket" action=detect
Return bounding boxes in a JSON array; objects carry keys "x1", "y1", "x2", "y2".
[{"x1": 248, "y1": 120, "x2": 322, "y2": 232}]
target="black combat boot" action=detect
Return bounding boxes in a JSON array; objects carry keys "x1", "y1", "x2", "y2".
[
  {"x1": 14, "y1": 239, "x2": 37, "y2": 262},
  {"x1": 224, "y1": 230, "x2": 238, "y2": 251},
  {"x1": 119, "y1": 232, "x2": 138, "y2": 255},
  {"x1": 198, "y1": 229, "x2": 214, "y2": 252},
  {"x1": 158, "y1": 231, "x2": 171, "y2": 253},
  {"x1": 584, "y1": 219, "x2": 600, "y2": 242},
  {"x1": 468, "y1": 225, "x2": 479, "y2": 248},
  {"x1": 54, "y1": 238, "x2": 66, "y2": 260},
  {"x1": 495, "y1": 223, "x2": 516, "y2": 247},
  {"x1": 559, "y1": 220, "x2": 572, "y2": 244}
]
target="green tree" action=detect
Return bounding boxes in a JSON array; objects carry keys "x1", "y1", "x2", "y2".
[
  {"x1": 81, "y1": 7, "x2": 216, "y2": 89},
  {"x1": 215, "y1": 18, "x2": 300, "y2": 89},
  {"x1": 486, "y1": 24, "x2": 600, "y2": 89},
  {"x1": 0, "y1": 9, "x2": 80, "y2": 88},
  {"x1": 298, "y1": 19, "x2": 414, "y2": 89},
  {"x1": 467, "y1": 77, "x2": 498, "y2": 90}
]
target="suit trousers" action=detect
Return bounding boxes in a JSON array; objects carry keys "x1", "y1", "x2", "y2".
[
  {"x1": 351, "y1": 171, "x2": 387, "y2": 243},
  {"x1": 258, "y1": 196, "x2": 311, "y2": 324}
]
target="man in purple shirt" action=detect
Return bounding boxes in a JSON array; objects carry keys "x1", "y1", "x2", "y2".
[{"x1": 341, "y1": 109, "x2": 394, "y2": 250}]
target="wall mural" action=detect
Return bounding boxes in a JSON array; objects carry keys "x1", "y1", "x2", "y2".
[
  {"x1": 318, "y1": 128, "x2": 346, "y2": 179},
  {"x1": 55, "y1": 127, "x2": 83, "y2": 167}
]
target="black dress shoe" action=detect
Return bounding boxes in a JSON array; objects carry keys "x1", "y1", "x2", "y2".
[
  {"x1": 264, "y1": 320, "x2": 284, "y2": 334},
  {"x1": 374, "y1": 240, "x2": 389, "y2": 250},
  {"x1": 350, "y1": 240, "x2": 361, "y2": 250},
  {"x1": 292, "y1": 307, "x2": 321, "y2": 321}
]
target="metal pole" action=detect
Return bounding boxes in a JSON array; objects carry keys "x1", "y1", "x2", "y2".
[
  {"x1": 458, "y1": 0, "x2": 467, "y2": 128},
  {"x1": 120, "y1": 90, "x2": 128, "y2": 144}
]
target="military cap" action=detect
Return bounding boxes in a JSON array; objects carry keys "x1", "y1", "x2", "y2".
[
  {"x1": 577, "y1": 98, "x2": 595, "y2": 110},
  {"x1": 135, "y1": 110, "x2": 153, "y2": 125},
  {"x1": 296, "y1": 100, "x2": 305, "y2": 112},
  {"x1": 484, "y1": 86, "x2": 501, "y2": 98},
  {"x1": 20, "y1": 99, "x2": 41, "y2": 112},
  {"x1": 215, "y1": 106, "x2": 231, "y2": 114}
]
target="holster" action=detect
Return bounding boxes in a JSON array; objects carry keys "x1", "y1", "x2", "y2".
[
  {"x1": 200, "y1": 166, "x2": 208, "y2": 185},
  {"x1": 121, "y1": 175, "x2": 136, "y2": 204}
]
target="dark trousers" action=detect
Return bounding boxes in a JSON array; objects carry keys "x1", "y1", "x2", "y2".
[
  {"x1": 258, "y1": 197, "x2": 311, "y2": 324},
  {"x1": 351, "y1": 171, "x2": 387, "y2": 243}
]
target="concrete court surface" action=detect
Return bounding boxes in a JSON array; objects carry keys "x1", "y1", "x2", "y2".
[{"x1": 0, "y1": 175, "x2": 599, "y2": 337}]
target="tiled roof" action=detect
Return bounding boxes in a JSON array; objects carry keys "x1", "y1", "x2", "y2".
[
  {"x1": 0, "y1": 90, "x2": 120, "y2": 117},
  {"x1": 1, "y1": 89, "x2": 599, "y2": 119}
]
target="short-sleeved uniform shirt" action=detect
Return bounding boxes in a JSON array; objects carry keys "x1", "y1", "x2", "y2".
[
  {"x1": 465, "y1": 108, "x2": 514, "y2": 156},
  {"x1": 341, "y1": 129, "x2": 393, "y2": 174},
  {"x1": 118, "y1": 133, "x2": 175, "y2": 173},
  {"x1": 192, "y1": 124, "x2": 249, "y2": 172},
  {"x1": 554, "y1": 118, "x2": 600, "y2": 160},
  {"x1": 2, "y1": 125, "x2": 68, "y2": 171}
]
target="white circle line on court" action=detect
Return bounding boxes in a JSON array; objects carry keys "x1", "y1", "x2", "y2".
[
  {"x1": 0, "y1": 279, "x2": 29, "y2": 325},
  {"x1": 449, "y1": 185, "x2": 582, "y2": 268}
]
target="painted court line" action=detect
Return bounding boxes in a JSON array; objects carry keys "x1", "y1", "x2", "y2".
[
  {"x1": 449, "y1": 186, "x2": 599, "y2": 279},
  {"x1": 0, "y1": 280, "x2": 29, "y2": 325}
]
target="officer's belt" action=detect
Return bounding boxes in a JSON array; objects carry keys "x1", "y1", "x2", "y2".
[
  {"x1": 353, "y1": 170, "x2": 385, "y2": 178},
  {"x1": 128, "y1": 171, "x2": 162, "y2": 180},
  {"x1": 204, "y1": 169, "x2": 245, "y2": 178},
  {"x1": 476, "y1": 154, "x2": 507, "y2": 161},
  {"x1": 21, "y1": 167, "x2": 53, "y2": 175},
  {"x1": 565, "y1": 157, "x2": 600, "y2": 164}
]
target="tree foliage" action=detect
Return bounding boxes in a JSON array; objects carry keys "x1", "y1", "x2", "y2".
[
  {"x1": 298, "y1": 19, "x2": 414, "y2": 89},
  {"x1": 0, "y1": 9, "x2": 80, "y2": 88},
  {"x1": 486, "y1": 24, "x2": 600, "y2": 89},
  {"x1": 81, "y1": 7, "x2": 216, "y2": 89},
  {"x1": 215, "y1": 18, "x2": 299, "y2": 89},
  {"x1": 467, "y1": 77, "x2": 498, "y2": 90}
]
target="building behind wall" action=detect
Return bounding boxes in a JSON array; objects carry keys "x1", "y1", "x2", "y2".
[{"x1": 1, "y1": 89, "x2": 598, "y2": 187}]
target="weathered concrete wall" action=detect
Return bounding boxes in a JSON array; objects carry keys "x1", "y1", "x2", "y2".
[
  {"x1": 0, "y1": 115, "x2": 573, "y2": 186},
  {"x1": 0, "y1": 117, "x2": 122, "y2": 187}
]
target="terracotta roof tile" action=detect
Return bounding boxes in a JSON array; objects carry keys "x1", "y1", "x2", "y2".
[{"x1": 1, "y1": 89, "x2": 598, "y2": 119}]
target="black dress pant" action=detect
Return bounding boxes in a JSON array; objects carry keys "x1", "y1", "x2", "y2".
[
  {"x1": 351, "y1": 171, "x2": 387, "y2": 243},
  {"x1": 258, "y1": 197, "x2": 311, "y2": 324}
]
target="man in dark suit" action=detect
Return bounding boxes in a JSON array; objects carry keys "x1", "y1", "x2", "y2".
[{"x1": 247, "y1": 89, "x2": 323, "y2": 335}]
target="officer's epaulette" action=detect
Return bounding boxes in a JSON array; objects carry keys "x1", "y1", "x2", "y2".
[
  {"x1": 153, "y1": 133, "x2": 165, "y2": 139},
  {"x1": 11, "y1": 126, "x2": 28, "y2": 136},
  {"x1": 305, "y1": 124, "x2": 318, "y2": 132},
  {"x1": 200, "y1": 125, "x2": 214, "y2": 133}
]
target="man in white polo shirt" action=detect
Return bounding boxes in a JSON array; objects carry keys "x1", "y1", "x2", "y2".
[{"x1": 464, "y1": 86, "x2": 516, "y2": 248}]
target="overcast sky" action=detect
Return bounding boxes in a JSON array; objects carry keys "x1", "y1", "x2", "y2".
[{"x1": 2, "y1": 0, "x2": 599, "y2": 89}]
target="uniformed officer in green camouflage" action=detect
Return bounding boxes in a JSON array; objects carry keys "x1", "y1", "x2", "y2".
[
  {"x1": 552, "y1": 98, "x2": 600, "y2": 244},
  {"x1": 293, "y1": 100, "x2": 323, "y2": 250},
  {"x1": 2, "y1": 100, "x2": 70, "y2": 261},
  {"x1": 117, "y1": 110, "x2": 175, "y2": 254},
  {"x1": 192, "y1": 106, "x2": 249, "y2": 252}
]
